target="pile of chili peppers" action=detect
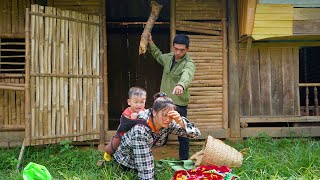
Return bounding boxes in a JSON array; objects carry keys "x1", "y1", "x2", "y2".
[{"x1": 173, "y1": 165, "x2": 239, "y2": 180}]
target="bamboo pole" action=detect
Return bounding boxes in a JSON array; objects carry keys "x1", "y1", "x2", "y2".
[
  {"x1": 58, "y1": 9, "x2": 64, "y2": 139},
  {"x1": 68, "y1": 10, "x2": 74, "y2": 141},
  {"x1": 7, "y1": 0, "x2": 11, "y2": 33},
  {"x1": 47, "y1": 7, "x2": 53, "y2": 144},
  {"x1": 20, "y1": 78, "x2": 25, "y2": 126},
  {"x1": 82, "y1": 14, "x2": 88, "y2": 140},
  {"x1": 63, "y1": 10, "x2": 70, "y2": 139},
  {"x1": 0, "y1": 38, "x2": 2, "y2": 74},
  {"x1": 38, "y1": 5, "x2": 45, "y2": 145},
  {"x1": 29, "y1": 11, "x2": 99, "y2": 25},
  {"x1": 79, "y1": 13, "x2": 84, "y2": 142},
  {"x1": 170, "y1": 0, "x2": 175, "y2": 52},
  {"x1": 87, "y1": 15, "x2": 93, "y2": 139},
  {"x1": 0, "y1": 79, "x2": 3, "y2": 125},
  {"x1": 176, "y1": 20, "x2": 222, "y2": 30},
  {"x1": 43, "y1": 6, "x2": 49, "y2": 145},
  {"x1": 222, "y1": 18, "x2": 228, "y2": 130},
  {"x1": 94, "y1": 15, "x2": 100, "y2": 140},
  {"x1": 16, "y1": 78, "x2": 21, "y2": 124},
  {"x1": 4, "y1": 79, "x2": 9, "y2": 125},
  {"x1": 0, "y1": 85, "x2": 24, "y2": 91},
  {"x1": 0, "y1": 125, "x2": 25, "y2": 131},
  {"x1": 74, "y1": 12, "x2": 80, "y2": 141},
  {"x1": 10, "y1": 79, "x2": 16, "y2": 126},
  {"x1": 12, "y1": 0, "x2": 17, "y2": 33},
  {"x1": 25, "y1": 8, "x2": 31, "y2": 145},
  {"x1": 51, "y1": 7, "x2": 57, "y2": 144},
  {"x1": 30, "y1": 4, "x2": 36, "y2": 141},
  {"x1": 0, "y1": 1, "x2": 3, "y2": 33},
  {"x1": 176, "y1": 26, "x2": 221, "y2": 35}
]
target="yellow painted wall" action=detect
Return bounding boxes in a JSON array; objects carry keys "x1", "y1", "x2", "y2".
[{"x1": 252, "y1": 4, "x2": 293, "y2": 40}]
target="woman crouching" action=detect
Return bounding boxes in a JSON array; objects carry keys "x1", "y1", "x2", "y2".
[{"x1": 113, "y1": 93, "x2": 201, "y2": 180}]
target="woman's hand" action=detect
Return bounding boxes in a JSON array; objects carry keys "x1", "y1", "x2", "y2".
[{"x1": 167, "y1": 110, "x2": 182, "y2": 123}]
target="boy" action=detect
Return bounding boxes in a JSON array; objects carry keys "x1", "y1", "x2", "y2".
[{"x1": 104, "y1": 87, "x2": 147, "y2": 161}]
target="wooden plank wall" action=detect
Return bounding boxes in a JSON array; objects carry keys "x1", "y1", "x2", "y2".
[
  {"x1": 28, "y1": 5, "x2": 100, "y2": 145},
  {"x1": 47, "y1": 0, "x2": 100, "y2": 15},
  {"x1": 239, "y1": 45, "x2": 299, "y2": 116},
  {"x1": 176, "y1": 0, "x2": 226, "y2": 131},
  {"x1": 252, "y1": 4, "x2": 293, "y2": 40},
  {"x1": 293, "y1": 8, "x2": 320, "y2": 34},
  {"x1": 0, "y1": 77, "x2": 25, "y2": 126},
  {"x1": 0, "y1": 0, "x2": 30, "y2": 37}
]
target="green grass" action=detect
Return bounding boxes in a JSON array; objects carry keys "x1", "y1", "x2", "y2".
[{"x1": 0, "y1": 136, "x2": 319, "y2": 180}]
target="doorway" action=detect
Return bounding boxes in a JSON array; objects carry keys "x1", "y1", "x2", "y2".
[{"x1": 106, "y1": 0, "x2": 170, "y2": 129}]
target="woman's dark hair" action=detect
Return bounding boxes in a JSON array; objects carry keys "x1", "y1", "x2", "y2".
[
  {"x1": 152, "y1": 92, "x2": 176, "y2": 113},
  {"x1": 153, "y1": 92, "x2": 167, "y2": 101},
  {"x1": 173, "y1": 34, "x2": 190, "y2": 48}
]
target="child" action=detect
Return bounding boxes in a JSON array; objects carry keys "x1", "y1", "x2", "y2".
[{"x1": 104, "y1": 87, "x2": 147, "y2": 161}]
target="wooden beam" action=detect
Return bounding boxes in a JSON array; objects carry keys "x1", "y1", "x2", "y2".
[
  {"x1": 222, "y1": 18, "x2": 228, "y2": 130},
  {"x1": 0, "y1": 125, "x2": 25, "y2": 131},
  {"x1": 98, "y1": 0, "x2": 105, "y2": 151},
  {"x1": 103, "y1": 0, "x2": 109, "y2": 132},
  {"x1": 228, "y1": 0, "x2": 241, "y2": 138},
  {"x1": 25, "y1": 8, "x2": 31, "y2": 146},
  {"x1": 240, "y1": 116, "x2": 320, "y2": 123},
  {"x1": 241, "y1": 127, "x2": 320, "y2": 137}
]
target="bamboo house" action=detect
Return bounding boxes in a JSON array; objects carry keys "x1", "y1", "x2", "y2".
[{"x1": 0, "y1": 0, "x2": 319, "y2": 148}]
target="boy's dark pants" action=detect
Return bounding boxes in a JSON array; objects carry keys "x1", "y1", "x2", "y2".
[{"x1": 176, "y1": 105, "x2": 189, "y2": 160}]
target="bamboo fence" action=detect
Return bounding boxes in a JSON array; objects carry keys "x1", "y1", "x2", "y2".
[
  {"x1": 175, "y1": 0, "x2": 226, "y2": 131},
  {"x1": 26, "y1": 5, "x2": 101, "y2": 146}
]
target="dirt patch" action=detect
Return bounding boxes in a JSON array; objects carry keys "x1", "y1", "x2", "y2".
[{"x1": 152, "y1": 145, "x2": 202, "y2": 160}]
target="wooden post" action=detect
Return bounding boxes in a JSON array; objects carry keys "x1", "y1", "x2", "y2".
[
  {"x1": 25, "y1": 8, "x2": 31, "y2": 145},
  {"x1": 222, "y1": 18, "x2": 228, "y2": 130},
  {"x1": 0, "y1": 38, "x2": 2, "y2": 73},
  {"x1": 227, "y1": 0, "x2": 241, "y2": 138},
  {"x1": 170, "y1": 0, "x2": 176, "y2": 52},
  {"x1": 103, "y1": 0, "x2": 109, "y2": 132},
  {"x1": 314, "y1": 87, "x2": 319, "y2": 116},
  {"x1": 306, "y1": 87, "x2": 309, "y2": 116},
  {"x1": 98, "y1": 0, "x2": 105, "y2": 151}
]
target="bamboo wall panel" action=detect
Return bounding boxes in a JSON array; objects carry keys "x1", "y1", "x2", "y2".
[
  {"x1": 0, "y1": 77, "x2": 25, "y2": 126},
  {"x1": 47, "y1": 0, "x2": 99, "y2": 15},
  {"x1": 176, "y1": 0, "x2": 226, "y2": 131},
  {"x1": 252, "y1": 4, "x2": 293, "y2": 40},
  {"x1": 239, "y1": 46, "x2": 299, "y2": 116},
  {"x1": 28, "y1": 5, "x2": 100, "y2": 145},
  {"x1": 0, "y1": 0, "x2": 30, "y2": 37}
]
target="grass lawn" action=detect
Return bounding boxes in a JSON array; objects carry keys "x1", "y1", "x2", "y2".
[{"x1": 0, "y1": 135, "x2": 319, "y2": 180}]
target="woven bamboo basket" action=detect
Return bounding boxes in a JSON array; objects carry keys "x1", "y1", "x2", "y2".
[{"x1": 200, "y1": 135, "x2": 243, "y2": 167}]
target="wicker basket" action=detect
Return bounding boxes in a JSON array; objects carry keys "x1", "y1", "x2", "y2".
[{"x1": 200, "y1": 135, "x2": 243, "y2": 167}]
